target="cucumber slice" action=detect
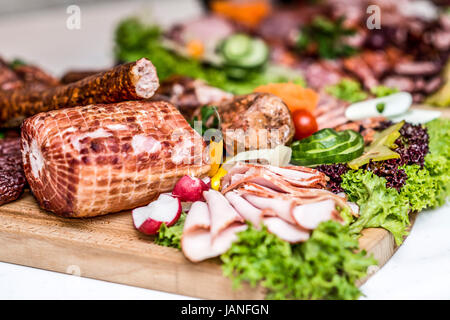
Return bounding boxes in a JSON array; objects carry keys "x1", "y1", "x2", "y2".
[
  {"x1": 299, "y1": 131, "x2": 352, "y2": 151},
  {"x1": 296, "y1": 131, "x2": 360, "y2": 156},
  {"x1": 220, "y1": 34, "x2": 269, "y2": 69},
  {"x1": 233, "y1": 39, "x2": 269, "y2": 69},
  {"x1": 290, "y1": 129, "x2": 364, "y2": 167},
  {"x1": 300, "y1": 128, "x2": 337, "y2": 144},
  {"x1": 222, "y1": 34, "x2": 252, "y2": 61}
]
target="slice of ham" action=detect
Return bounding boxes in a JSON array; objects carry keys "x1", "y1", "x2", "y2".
[
  {"x1": 262, "y1": 217, "x2": 310, "y2": 243},
  {"x1": 227, "y1": 171, "x2": 350, "y2": 211},
  {"x1": 236, "y1": 182, "x2": 285, "y2": 198},
  {"x1": 225, "y1": 191, "x2": 263, "y2": 228},
  {"x1": 243, "y1": 193, "x2": 296, "y2": 224},
  {"x1": 181, "y1": 201, "x2": 216, "y2": 263},
  {"x1": 221, "y1": 162, "x2": 327, "y2": 193},
  {"x1": 221, "y1": 165, "x2": 327, "y2": 195},
  {"x1": 262, "y1": 165, "x2": 328, "y2": 188},
  {"x1": 203, "y1": 189, "x2": 244, "y2": 239},
  {"x1": 181, "y1": 229, "x2": 217, "y2": 263},
  {"x1": 211, "y1": 223, "x2": 248, "y2": 254},
  {"x1": 348, "y1": 202, "x2": 359, "y2": 215},
  {"x1": 291, "y1": 199, "x2": 342, "y2": 230},
  {"x1": 183, "y1": 201, "x2": 210, "y2": 233},
  {"x1": 181, "y1": 200, "x2": 247, "y2": 263}
]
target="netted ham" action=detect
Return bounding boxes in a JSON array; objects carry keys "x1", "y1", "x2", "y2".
[{"x1": 21, "y1": 100, "x2": 210, "y2": 217}]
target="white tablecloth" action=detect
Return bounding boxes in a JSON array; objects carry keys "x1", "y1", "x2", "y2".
[{"x1": 0, "y1": 0, "x2": 449, "y2": 300}]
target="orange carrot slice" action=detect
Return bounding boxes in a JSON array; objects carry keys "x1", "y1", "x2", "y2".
[{"x1": 254, "y1": 83, "x2": 319, "y2": 113}]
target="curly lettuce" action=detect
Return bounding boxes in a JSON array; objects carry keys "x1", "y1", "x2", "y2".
[
  {"x1": 426, "y1": 119, "x2": 450, "y2": 159},
  {"x1": 154, "y1": 213, "x2": 186, "y2": 249},
  {"x1": 400, "y1": 162, "x2": 449, "y2": 211},
  {"x1": 370, "y1": 85, "x2": 399, "y2": 97},
  {"x1": 341, "y1": 170, "x2": 410, "y2": 245},
  {"x1": 325, "y1": 79, "x2": 368, "y2": 103},
  {"x1": 221, "y1": 221, "x2": 376, "y2": 300}
]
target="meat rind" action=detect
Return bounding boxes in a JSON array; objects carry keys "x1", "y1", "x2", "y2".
[{"x1": 21, "y1": 100, "x2": 210, "y2": 217}]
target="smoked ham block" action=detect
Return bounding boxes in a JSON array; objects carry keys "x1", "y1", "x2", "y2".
[{"x1": 21, "y1": 100, "x2": 210, "y2": 217}]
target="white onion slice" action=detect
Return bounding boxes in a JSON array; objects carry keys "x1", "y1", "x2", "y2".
[{"x1": 345, "y1": 92, "x2": 412, "y2": 121}]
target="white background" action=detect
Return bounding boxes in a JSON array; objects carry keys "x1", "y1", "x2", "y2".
[{"x1": 0, "y1": 0, "x2": 449, "y2": 300}]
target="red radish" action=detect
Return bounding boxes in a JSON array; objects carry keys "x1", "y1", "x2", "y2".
[
  {"x1": 132, "y1": 193, "x2": 181, "y2": 235},
  {"x1": 172, "y1": 175, "x2": 209, "y2": 202},
  {"x1": 202, "y1": 176, "x2": 211, "y2": 189}
]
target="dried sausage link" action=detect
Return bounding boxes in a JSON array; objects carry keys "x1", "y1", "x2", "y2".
[
  {"x1": 0, "y1": 138, "x2": 26, "y2": 206},
  {"x1": 0, "y1": 58, "x2": 159, "y2": 124}
]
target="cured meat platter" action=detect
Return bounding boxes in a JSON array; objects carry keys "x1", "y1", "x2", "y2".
[
  {"x1": 0, "y1": 192, "x2": 400, "y2": 299},
  {"x1": 1, "y1": 0, "x2": 449, "y2": 300}
]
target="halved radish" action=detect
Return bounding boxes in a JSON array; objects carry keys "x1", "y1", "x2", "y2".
[
  {"x1": 172, "y1": 175, "x2": 209, "y2": 202},
  {"x1": 132, "y1": 193, "x2": 181, "y2": 235}
]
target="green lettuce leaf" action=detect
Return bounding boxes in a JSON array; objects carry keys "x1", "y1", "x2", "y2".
[
  {"x1": 221, "y1": 221, "x2": 376, "y2": 300},
  {"x1": 426, "y1": 119, "x2": 450, "y2": 159},
  {"x1": 400, "y1": 162, "x2": 449, "y2": 211},
  {"x1": 154, "y1": 213, "x2": 186, "y2": 249},
  {"x1": 370, "y1": 85, "x2": 399, "y2": 97},
  {"x1": 325, "y1": 79, "x2": 368, "y2": 103},
  {"x1": 341, "y1": 170, "x2": 410, "y2": 245}
]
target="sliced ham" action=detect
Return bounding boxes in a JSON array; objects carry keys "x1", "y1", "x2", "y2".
[
  {"x1": 243, "y1": 193, "x2": 296, "y2": 224},
  {"x1": 221, "y1": 162, "x2": 327, "y2": 192},
  {"x1": 181, "y1": 201, "x2": 215, "y2": 263},
  {"x1": 211, "y1": 223, "x2": 248, "y2": 254},
  {"x1": 228, "y1": 173, "x2": 349, "y2": 210},
  {"x1": 262, "y1": 165, "x2": 328, "y2": 187},
  {"x1": 348, "y1": 202, "x2": 360, "y2": 215},
  {"x1": 236, "y1": 182, "x2": 285, "y2": 198},
  {"x1": 225, "y1": 191, "x2": 263, "y2": 228},
  {"x1": 221, "y1": 163, "x2": 327, "y2": 194},
  {"x1": 182, "y1": 198, "x2": 247, "y2": 263},
  {"x1": 262, "y1": 217, "x2": 310, "y2": 243},
  {"x1": 183, "y1": 201, "x2": 210, "y2": 233},
  {"x1": 291, "y1": 199, "x2": 342, "y2": 230},
  {"x1": 181, "y1": 229, "x2": 217, "y2": 263},
  {"x1": 182, "y1": 162, "x2": 356, "y2": 263},
  {"x1": 203, "y1": 189, "x2": 244, "y2": 239}
]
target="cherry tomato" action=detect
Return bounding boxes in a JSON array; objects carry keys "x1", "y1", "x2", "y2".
[{"x1": 292, "y1": 109, "x2": 318, "y2": 140}]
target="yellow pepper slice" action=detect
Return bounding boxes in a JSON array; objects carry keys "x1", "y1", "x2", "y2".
[
  {"x1": 211, "y1": 167, "x2": 228, "y2": 191},
  {"x1": 208, "y1": 139, "x2": 224, "y2": 177}
]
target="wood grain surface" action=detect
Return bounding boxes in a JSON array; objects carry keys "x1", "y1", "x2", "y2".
[{"x1": 0, "y1": 191, "x2": 397, "y2": 299}]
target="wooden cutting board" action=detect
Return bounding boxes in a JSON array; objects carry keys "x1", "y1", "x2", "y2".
[
  {"x1": 0, "y1": 104, "x2": 441, "y2": 299},
  {"x1": 0, "y1": 191, "x2": 398, "y2": 299}
]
